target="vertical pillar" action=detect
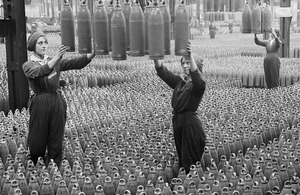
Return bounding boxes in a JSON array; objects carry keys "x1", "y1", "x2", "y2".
[
  {"x1": 47, "y1": 0, "x2": 50, "y2": 17},
  {"x1": 297, "y1": 0, "x2": 300, "y2": 27},
  {"x1": 4, "y1": 0, "x2": 30, "y2": 111},
  {"x1": 279, "y1": 0, "x2": 292, "y2": 58}
]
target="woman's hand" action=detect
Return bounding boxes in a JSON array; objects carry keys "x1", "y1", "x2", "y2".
[
  {"x1": 186, "y1": 42, "x2": 198, "y2": 72},
  {"x1": 187, "y1": 41, "x2": 192, "y2": 56},
  {"x1": 87, "y1": 52, "x2": 96, "y2": 60},
  {"x1": 154, "y1": 59, "x2": 162, "y2": 68},
  {"x1": 55, "y1": 45, "x2": 68, "y2": 60},
  {"x1": 271, "y1": 28, "x2": 277, "y2": 38},
  {"x1": 271, "y1": 28, "x2": 275, "y2": 34},
  {"x1": 47, "y1": 45, "x2": 68, "y2": 69},
  {"x1": 185, "y1": 41, "x2": 192, "y2": 60}
]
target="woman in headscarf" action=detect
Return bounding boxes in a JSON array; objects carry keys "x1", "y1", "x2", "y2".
[
  {"x1": 255, "y1": 28, "x2": 282, "y2": 88},
  {"x1": 153, "y1": 43, "x2": 206, "y2": 174},
  {"x1": 22, "y1": 32, "x2": 95, "y2": 167}
]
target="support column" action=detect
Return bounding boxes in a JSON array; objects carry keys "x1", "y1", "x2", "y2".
[
  {"x1": 297, "y1": 0, "x2": 300, "y2": 27},
  {"x1": 0, "y1": 0, "x2": 29, "y2": 112},
  {"x1": 279, "y1": 0, "x2": 292, "y2": 58}
]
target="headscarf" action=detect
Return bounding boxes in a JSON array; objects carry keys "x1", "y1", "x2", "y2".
[{"x1": 27, "y1": 32, "x2": 46, "y2": 52}]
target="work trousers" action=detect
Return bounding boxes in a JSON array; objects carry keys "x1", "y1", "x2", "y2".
[
  {"x1": 172, "y1": 112, "x2": 206, "y2": 174},
  {"x1": 28, "y1": 91, "x2": 67, "y2": 167}
]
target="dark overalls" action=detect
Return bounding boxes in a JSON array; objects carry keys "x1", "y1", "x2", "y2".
[
  {"x1": 156, "y1": 65, "x2": 206, "y2": 173},
  {"x1": 22, "y1": 55, "x2": 92, "y2": 167},
  {"x1": 255, "y1": 37, "x2": 281, "y2": 88}
]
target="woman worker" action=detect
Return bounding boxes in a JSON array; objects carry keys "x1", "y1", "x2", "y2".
[
  {"x1": 153, "y1": 43, "x2": 206, "y2": 174},
  {"x1": 255, "y1": 28, "x2": 282, "y2": 88},
  {"x1": 22, "y1": 32, "x2": 96, "y2": 167}
]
